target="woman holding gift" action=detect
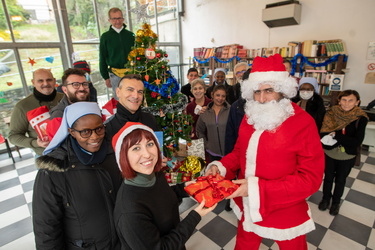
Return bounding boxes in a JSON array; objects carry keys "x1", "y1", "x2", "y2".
[{"x1": 112, "y1": 122, "x2": 216, "y2": 250}]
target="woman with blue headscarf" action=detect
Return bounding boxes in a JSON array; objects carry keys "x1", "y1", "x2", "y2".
[
  {"x1": 32, "y1": 102, "x2": 122, "y2": 249},
  {"x1": 291, "y1": 77, "x2": 326, "y2": 131}
]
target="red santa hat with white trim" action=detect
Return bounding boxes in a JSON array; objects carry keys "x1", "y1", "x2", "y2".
[
  {"x1": 241, "y1": 54, "x2": 297, "y2": 100},
  {"x1": 112, "y1": 122, "x2": 157, "y2": 170}
]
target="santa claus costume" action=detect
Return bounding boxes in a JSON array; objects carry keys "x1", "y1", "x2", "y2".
[{"x1": 207, "y1": 54, "x2": 325, "y2": 250}]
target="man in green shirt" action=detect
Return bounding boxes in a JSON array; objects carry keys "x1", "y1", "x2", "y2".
[{"x1": 99, "y1": 7, "x2": 135, "y2": 100}]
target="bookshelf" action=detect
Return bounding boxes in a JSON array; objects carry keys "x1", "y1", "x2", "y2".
[{"x1": 193, "y1": 57, "x2": 253, "y2": 86}]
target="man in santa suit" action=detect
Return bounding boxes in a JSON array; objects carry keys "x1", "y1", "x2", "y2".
[{"x1": 206, "y1": 54, "x2": 324, "y2": 250}]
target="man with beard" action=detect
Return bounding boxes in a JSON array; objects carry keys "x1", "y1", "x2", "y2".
[
  {"x1": 206, "y1": 54, "x2": 324, "y2": 249},
  {"x1": 46, "y1": 68, "x2": 91, "y2": 140},
  {"x1": 9, "y1": 68, "x2": 64, "y2": 156}
]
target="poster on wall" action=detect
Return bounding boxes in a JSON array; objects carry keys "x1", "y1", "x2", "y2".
[
  {"x1": 365, "y1": 62, "x2": 375, "y2": 84},
  {"x1": 329, "y1": 74, "x2": 345, "y2": 91},
  {"x1": 367, "y1": 42, "x2": 375, "y2": 60}
]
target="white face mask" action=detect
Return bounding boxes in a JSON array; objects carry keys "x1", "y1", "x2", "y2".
[{"x1": 299, "y1": 90, "x2": 314, "y2": 100}]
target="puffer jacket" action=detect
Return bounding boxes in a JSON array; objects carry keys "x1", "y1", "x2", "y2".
[{"x1": 32, "y1": 137, "x2": 122, "y2": 250}]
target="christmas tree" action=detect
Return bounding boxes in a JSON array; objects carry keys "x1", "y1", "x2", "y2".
[{"x1": 124, "y1": 23, "x2": 192, "y2": 158}]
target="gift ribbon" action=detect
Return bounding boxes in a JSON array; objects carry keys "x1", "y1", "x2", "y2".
[{"x1": 192, "y1": 175, "x2": 237, "y2": 199}]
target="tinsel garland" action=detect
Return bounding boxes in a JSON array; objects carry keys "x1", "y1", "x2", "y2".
[
  {"x1": 290, "y1": 53, "x2": 348, "y2": 76},
  {"x1": 142, "y1": 94, "x2": 188, "y2": 116},
  {"x1": 143, "y1": 70, "x2": 180, "y2": 97},
  {"x1": 193, "y1": 54, "x2": 347, "y2": 77}
]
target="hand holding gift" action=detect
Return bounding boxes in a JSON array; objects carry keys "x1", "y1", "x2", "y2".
[{"x1": 184, "y1": 174, "x2": 239, "y2": 207}]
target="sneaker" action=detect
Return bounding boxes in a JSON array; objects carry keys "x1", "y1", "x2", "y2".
[
  {"x1": 329, "y1": 203, "x2": 340, "y2": 216},
  {"x1": 318, "y1": 199, "x2": 330, "y2": 211}
]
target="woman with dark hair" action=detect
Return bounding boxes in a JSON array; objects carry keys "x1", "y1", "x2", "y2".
[
  {"x1": 33, "y1": 102, "x2": 122, "y2": 249},
  {"x1": 319, "y1": 90, "x2": 369, "y2": 215},
  {"x1": 112, "y1": 122, "x2": 215, "y2": 250},
  {"x1": 196, "y1": 85, "x2": 230, "y2": 163}
]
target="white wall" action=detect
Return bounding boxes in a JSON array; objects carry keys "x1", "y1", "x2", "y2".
[{"x1": 181, "y1": 0, "x2": 375, "y2": 105}]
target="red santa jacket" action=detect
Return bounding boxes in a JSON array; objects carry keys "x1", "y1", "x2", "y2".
[{"x1": 212, "y1": 102, "x2": 324, "y2": 240}]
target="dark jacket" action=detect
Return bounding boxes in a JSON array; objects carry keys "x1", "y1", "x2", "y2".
[
  {"x1": 181, "y1": 83, "x2": 194, "y2": 102},
  {"x1": 32, "y1": 137, "x2": 122, "y2": 250},
  {"x1": 291, "y1": 93, "x2": 326, "y2": 131},
  {"x1": 321, "y1": 116, "x2": 368, "y2": 155},
  {"x1": 225, "y1": 97, "x2": 246, "y2": 155},
  {"x1": 114, "y1": 172, "x2": 201, "y2": 250},
  {"x1": 206, "y1": 81, "x2": 236, "y2": 105},
  {"x1": 105, "y1": 102, "x2": 159, "y2": 139}
]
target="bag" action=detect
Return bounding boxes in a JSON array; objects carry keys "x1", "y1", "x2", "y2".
[{"x1": 187, "y1": 138, "x2": 205, "y2": 160}]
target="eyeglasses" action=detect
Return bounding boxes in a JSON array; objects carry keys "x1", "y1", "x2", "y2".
[
  {"x1": 254, "y1": 88, "x2": 275, "y2": 95},
  {"x1": 66, "y1": 82, "x2": 90, "y2": 89},
  {"x1": 236, "y1": 70, "x2": 246, "y2": 75},
  {"x1": 110, "y1": 17, "x2": 124, "y2": 21},
  {"x1": 72, "y1": 126, "x2": 105, "y2": 138}
]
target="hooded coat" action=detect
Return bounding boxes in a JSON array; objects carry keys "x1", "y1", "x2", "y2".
[{"x1": 32, "y1": 137, "x2": 122, "y2": 250}]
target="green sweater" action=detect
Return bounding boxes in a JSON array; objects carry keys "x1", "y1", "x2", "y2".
[
  {"x1": 99, "y1": 25, "x2": 135, "y2": 80},
  {"x1": 8, "y1": 92, "x2": 63, "y2": 155}
]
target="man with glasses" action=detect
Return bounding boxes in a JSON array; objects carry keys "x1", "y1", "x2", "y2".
[
  {"x1": 9, "y1": 68, "x2": 64, "y2": 156},
  {"x1": 46, "y1": 68, "x2": 92, "y2": 140},
  {"x1": 100, "y1": 7, "x2": 135, "y2": 100},
  {"x1": 233, "y1": 62, "x2": 250, "y2": 101},
  {"x1": 205, "y1": 54, "x2": 324, "y2": 249}
]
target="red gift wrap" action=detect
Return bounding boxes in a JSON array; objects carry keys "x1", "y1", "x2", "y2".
[{"x1": 184, "y1": 174, "x2": 239, "y2": 207}]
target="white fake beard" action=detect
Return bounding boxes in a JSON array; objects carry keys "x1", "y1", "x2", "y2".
[{"x1": 244, "y1": 98, "x2": 294, "y2": 131}]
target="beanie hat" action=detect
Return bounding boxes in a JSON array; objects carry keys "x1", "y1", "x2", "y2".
[
  {"x1": 112, "y1": 122, "x2": 157, "y2": 170},
  {"x1": 299, "y1": 77, "x2": 319, "y2": 94},
  {"x1": 73, "y1": 60, "x2": 91, "y2": 74},
  {"x1": 241, "y1": 54, "x2": 297, "y2": 100}
]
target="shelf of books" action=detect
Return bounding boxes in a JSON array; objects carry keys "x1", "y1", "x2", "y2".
[{"x1": 193, "y1": 40, "x2": 347, "y2": 95}]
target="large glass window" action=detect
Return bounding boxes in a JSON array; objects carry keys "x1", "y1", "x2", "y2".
[
  {"x1": 18, "y1": 48, "x2": 64, "y2": 86},
  {"x1": 9, "y1": 0, "x2": 60, "y2": 42}
]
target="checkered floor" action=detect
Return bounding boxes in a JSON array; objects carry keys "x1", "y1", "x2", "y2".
[{"x1": 0, "y1": 147, "x2": 374, "y2": 250}]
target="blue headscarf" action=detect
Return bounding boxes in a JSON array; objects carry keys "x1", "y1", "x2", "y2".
[
  {"x1": 43, "y1": 102, "x2": 102, "y2": 155},
  {"x1": 299, "y1": 77, "x2": 319, "y2": 94}
]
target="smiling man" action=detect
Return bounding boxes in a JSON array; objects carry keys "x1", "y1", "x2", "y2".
[
  {"x1": 105, "y1": 74, "x2": 158, "y2": 139},
  {"x1": 9, "y1": 68, "x2": 63, "y2": 156},
  {"x1": 99, "y1": 7, "x2": 135, "y2": 100},
  {"x1": 205, "y1": 54, "x2": 325, "y2": 250}
]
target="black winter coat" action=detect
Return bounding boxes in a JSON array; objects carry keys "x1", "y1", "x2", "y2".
[
  {"x1": 32, "y1": 137, "x2": 122, "y2": 250},
  {"x1": 291, "y1": 92, "x2": 326, "y2": 131},
  {"x1": 105, "y1": 102, "x2": 159, "y2": 139}
]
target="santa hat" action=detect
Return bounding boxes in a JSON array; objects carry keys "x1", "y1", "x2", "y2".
[
  {"x1": 43, "y1": 102, "x2": 102, "y2": 155},
  {"x1": 112, "y1": 122, "x2": 157, "y2": 170},
  {"x1": 299, "y1": 77, "x2": 319, "y2": 94},
  {"x1": 73, "y1": 60, "x2": 91, "y2": 74},
  {"x1": 241, "y1": 54, "x2": 297, "y2": 100}
]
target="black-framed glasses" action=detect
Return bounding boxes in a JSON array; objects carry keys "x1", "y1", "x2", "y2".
[
  {"x1": 72, "y1": 125, "x2": 105, "y2": 138},
  {"x1": 66, "y1": 82, "x2": 90, "y2": 89}
]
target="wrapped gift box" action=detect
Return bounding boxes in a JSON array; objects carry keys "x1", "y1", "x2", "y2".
[{"x1": 184, "y1": 174, "x2": 239, "y2": 207}]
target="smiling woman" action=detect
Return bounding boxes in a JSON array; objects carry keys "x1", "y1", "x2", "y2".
[
  {"x1": 112, "y1": 122, "x2": 216, "y2": 249},
  {"x1": 32, "y1": 102, "x2": 122, "y2": 249}
]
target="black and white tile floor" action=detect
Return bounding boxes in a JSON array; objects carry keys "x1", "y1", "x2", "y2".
[{"x1": 0, "y1": 147, "x2": 374, "y2": 250}]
